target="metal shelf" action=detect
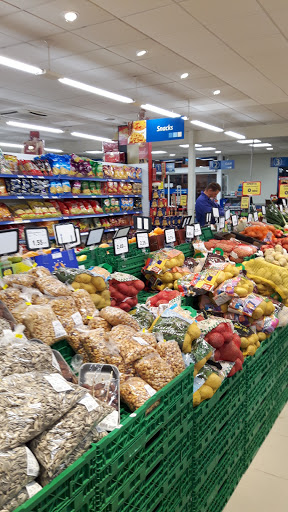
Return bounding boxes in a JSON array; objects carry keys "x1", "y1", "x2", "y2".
[
  {"x1": 0, "y1": 174, "x2": 142, "y2": 183},
  {"x1": 0, "y1": 194, "x2": 141, "y2": 200},
  {"x1": 0, "y1": 210, "x2": 142, "y2": 226}
]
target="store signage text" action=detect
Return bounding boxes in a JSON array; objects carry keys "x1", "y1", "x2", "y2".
[{"x1": 242, "y1": 181, "x2": 261, "y2": 196}]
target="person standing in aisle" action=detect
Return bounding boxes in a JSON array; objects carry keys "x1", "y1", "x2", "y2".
[{"x1": 195, "y1": 182, "x2": 224, "y2": 226}]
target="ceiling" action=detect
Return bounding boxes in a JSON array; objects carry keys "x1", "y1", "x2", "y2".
[{"x1": 1, "y1": 0, "x2": 288, "y2": 156}]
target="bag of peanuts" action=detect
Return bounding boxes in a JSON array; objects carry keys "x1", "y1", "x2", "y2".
[
  {"x1": 21, "y1": 304, "x2": 67, "y2": 346},
  {"x1": 157, "y1": 340, "x2": 185, "y2": 377},
  {"x1": 120, "y1": 376, "x2": 157, "y2": 411},
  {"x1": 134, "y1": 352, "x2": 174, "y2": 391}
]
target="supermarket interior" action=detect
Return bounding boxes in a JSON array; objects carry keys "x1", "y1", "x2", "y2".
[{"x1": 0, "y1": 1, "x2": 287, "y2": 512}]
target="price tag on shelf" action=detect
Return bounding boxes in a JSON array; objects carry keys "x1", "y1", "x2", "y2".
[
  {"x1": 0, "y1": 229, "x2": 19, "y2": 256},
  {"x1": 67, "y1": 227, "x2": 81, "y2": 249},
  {"x1": 114, "y1": 226, "x2": 130, "y2": 239},
  {"x1": 251, "y1": 204, "x2": 257, "y2": 212},
  {"x1": 86, "y1": 228, "x2": 104, "y2": 247},
  {"x1": 165, "y1": 228, "x2": 176, "y2": 244},
  {"x1": 186, "y1": 225, "x2": 194, "y2": 239},
  {"x1": 181, "y1": 216, "x2": 192, "y2": 228},
  {"x1": 262, "y1": 206, "x2": 266, "y2": 215},
  {"x1": 225, "y1": 209, "x2": 231, "y2": 220},
  {"x1": 231, "y1": 215, "x2": 238, "y2": 227},
  {"x1": 133, "y1": 216, "x2": 151, "y2": 232},
  {"x1": 253, "y1": 211, "x2": 259, "y2": 222},
  {"x1": 136, "y1": 232, "x2": 149, "y2": 249},
  {"x1": 282, "y1": 199, "x2": 287, "y2": 207},
  {"x1": 205, "y1": 212, "x2": 212, "y2": 224},
  {"x1": 54, "y1": 223, "x2": 76, "y2": 246},
  {"x1": 24, "y1": 227, "x2": 50, "y2": 251},
  {"x1": 212, "y1": 208, "x2": 219, "y2": 218},
  {"x1": 219, "y1": 217, "x2": 225, "y2": 229},
  {"x1": 113, "y1": 236, "x2": 129, "y2": 256},
  {"x1": 194, "y1": 223, "x2": 202, "y2": 236},
  {"x1": 279, "y1": 204, "x2": 283, "y2": 212}
]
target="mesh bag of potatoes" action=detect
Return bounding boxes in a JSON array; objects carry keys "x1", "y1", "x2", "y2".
[{"x1": 71, "y1": 271, "x2": 110, "y2": 309}]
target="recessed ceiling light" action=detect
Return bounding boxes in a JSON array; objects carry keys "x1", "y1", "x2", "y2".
[
  {"x1": 250, "y1": 142, "x2": 271, "y2": 147},
  {"x1": 64, "y1": 11, "x2": 78, "y2": 22},
  {"x1": 44, "y1": 148, "x2": 63, "y2": 153},
  {"x1": 215, "y1": 150, "x2": 221, "y2": 154},
  {"x1": 237, "y1": 139, "x2": 261, "y2": 144},
  {"x1": 179, "y1": 144, "x2": 189, "y2": 148},
  {"x1": 6, "y1": 121, "x2": 63, "y2": 133},
  {"x1": 0, "y1": 142, "x2": 24, "y2": 148},
  {"x1": 195, "y1": 144, "x2": 202, "y2": 147},
  {"x1": 151, "y1": 150, "x2": 167, "y2": 154},
  {"x1": 213, "y1": 90, "x2": 221, "y2": 95},
  {"x1": 0, "y1": 56, "x2": 45, "y2": 75},
  {"x1": 181, "y1": 116, "x2": 189, "y2": 120},
  {"x1": 169, "y1": 153, "x2": 176, "y2": 156},
  {"x1": 180, "y1": 73, "x2": 189, "y2": 79},
  {"x1": 136, "y1": 50, "x2": 147, "y2": 57},
  {"x1": 85, "y1": 150, "x2": 104, "y2": 154},
  {"x1": 191, "y1": 120, "x2": 223, "y2": 132},
  {"x1": 71, "y1": 131, "x2": 112, "y2": 142},
  {"x1": 225, "y1": 131, "x2": 245, "y2": 139},
  {"x1": 195, "y1": 147, "x2": 216, "y2": 151},
  {"x1": 266, "y1": 147, "x2": 273, "y2": 151},
  {"x1": 59, "y1": 78, "x2": 134, "y2": 104},
  {"x1": 141, "y1": 104, "x2": 180, "y2": 118}
]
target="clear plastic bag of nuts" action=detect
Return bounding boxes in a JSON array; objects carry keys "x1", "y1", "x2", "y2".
[
  {"x1": 0, "y1": 481, "x2": 42, "y2": 512},
  {"x1": 134, "y1": 353, "x2": 174, "y2": 391},
  {"x1": 35, "y1": 275, "x2": 72, "y2": 297},
  {"x1": 116, "y1": 334, "x2": 156, "y2": 364},
  {"x1": 100, "y1": 306, "x2": 140, "y2": 330},
  {"x1": 22, "y1": 304, "x2": 67, "y2": 346},
  {"x1": 73, "y1": 289, "x2": 97, "y2": 324},
  {"x1": 88, "y1": 314, "x2": 111, "y2": 332},
  {"x1": 157, "y1": 340, "x2": 185, "y2": 377},
  {"x1": 80, "y1": 328, "x2": 122, "y2": 366},
  {"x1": 120, "y1": 376, "x2": 157, "y2": 411}
]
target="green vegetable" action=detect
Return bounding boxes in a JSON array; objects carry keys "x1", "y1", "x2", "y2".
[{"x1": 266, "y1": 205, "x2": 286, "y2": 227}]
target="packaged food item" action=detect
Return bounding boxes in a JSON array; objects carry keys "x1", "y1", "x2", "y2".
[
  {"x1": 52, "y1": 350, "x2": 78, "y2": 384},
  {"x1": 3, "y1": 273, "x2": 36, "y2": 288},
  {"x1": 0, "y1": 179, "x2": 7, "y2": 195},
  {"x1": 0, "y1": 203, "x2": 12, "y2": 220},
  {"x1": 0, "y1": 481, "x2": 42, "y2": 512},
  {"x1": 0, "y1": 372, "x2": 84, "y2": 450},
  {"x1": 30, "y1": 393, "x2": 113, "y2": 477},
  {"x1": 100, "y1": 306, "x2": 140, "y2": 330},
  {"x1": 157, "y1": 340, "x2": 185, "y2": 377},
  {"x1": 0, "y1": 149, "x2": 13, "y2": 174},
  {"x1": 0, "y1": 446, "x2": 39, "y2": 508},
  {"x1": 73, "y1": 288, "x2": 97, "y2": 323},
  {"x1": 228, "y1": 293, "x2": 274, "y2": 319},
  {"x1": 151, "y1": 306, "x2": 201, "y2": 352},
  {"x1": 0, "y1": 288, "x2": 25, "y2": 310},
  {"x1": 193, "y1": 361, "x2": 234, "y2": 406},
  {"x1": 22, "y1": 304, "x2": 67, "y2": 345},
  {"x1": 213, "y1": 276, "x2": 254, "y2": 305},
  {"x1": 134, "y1": 331, "x2": 157, "y2": 349},
  {"x1": 134, "y1": 352, "x2": 174, "y2": 391},
  {"x1": 184, "y1": 338, "x2": 214, "y2": 376},
  {"x1": 116, "y1": 333, "x2": 156, "y2": 364},
  {"x1": 109, "y1": 272, "x2": 144, "y2": 311},
  {"x1": 130, "y1": 304, "x2": 155, "y2": 329},
  {"x1": 88, "y1": 315, "x2": 111, "y2": 331},
  {"x1": 120, "y1": 376, "x2": 157, "y2": 411},
  {"x1": 35, "y1": 275, "x2": 72, "y2": 297},
  {"x1": 0, "y1": 299, "x2": 17, "y2": 330},
  {"x1": 0, "y1": 339, "x2": 61, "y2": 377}
]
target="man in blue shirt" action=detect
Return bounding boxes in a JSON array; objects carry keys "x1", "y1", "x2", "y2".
[{"x1": 195, "y1": 182, "x2": 224, "y2": 226}]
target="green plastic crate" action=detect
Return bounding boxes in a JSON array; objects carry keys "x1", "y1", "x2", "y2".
[
  {"x1": 53, "y1": 339, "x2": 75, "y2": 366},
  {"x1": 137, "y1": 289, "x2": 156, "y2": 304},
  {"x1": 175, "y1": 242, "x2": 194, "y2": 258},
  {"x1": 76, "y1": 248, "x2": 95, "y2": 269},
  {"x1": 199, "y1": 226, "x2": 214, "y2": 241},
  {"x1": 244, "y1": 337, "x2": 275, "y2": 389}
]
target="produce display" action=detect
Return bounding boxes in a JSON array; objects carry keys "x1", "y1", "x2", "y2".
[{"x1": 109, "y1": 272, "x2": 145, "y2": 311}]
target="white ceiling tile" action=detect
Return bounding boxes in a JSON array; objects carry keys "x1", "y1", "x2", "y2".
[
  {"x1": 49, "y1": 49, "x2": 128, "y2": 75},
  {"x1": 107, "y1": 39, "x2": 168, "y2": 61},
  {"x1": 89, "y1": 0, "x2": 173, "y2": 17},
  {"x1": 73, "y1": 20, "x2": 147, "y2": 47},
  {"x1": 2, "y1": 1, "x2": 49, "y2": 8},
  {"x1": 0, "y1": 42, "x2": 50, "y2": 65},
  {"x1": 0, "y1": 2, "x2": 20, "y2": 16},
  {"x1": 0, "y1": 11, "x2": 62, "y2": 41},
  {"x1": 178, "y1": 0, "x2": 262, "y2": 22},
  {"x1": 30, "y1": 32, "x2": 99, "y2": 60},
  {"x1": 0, "y1": 31, "x2": 22, "y2": 46}
]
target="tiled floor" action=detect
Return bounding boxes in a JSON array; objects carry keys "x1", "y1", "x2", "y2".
[{"x1": 223, "y1": 402, "x2": 288, "y2": 512}]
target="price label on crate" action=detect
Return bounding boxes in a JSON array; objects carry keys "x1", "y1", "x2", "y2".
[
  {"x1": 194, "y1": 223, "x2": 202, "y2": 236},
  {"x1": 54, "y1": 224, "x2": 76, "y2": 246},
  {"x1": 212, "y1": 208, "x2": 219, "y2": 218},
  {"x1": 136, "y1": 232, "x2": 149, "y2": 249},
  {"x1": 279, "y1": 204, "x2": 284, "y2": 212},
  {"x1": 86, "y1": 228, "x2": 104, "y2": 247},
  {"x1": 165, "y1": 228, "x2": 176, "y2": 244},
  {"x1": 25, "y1": 227, "x2": 50, "y2": 251},
  {"x1": 205, "y1": 212, "x2": 212, "y2": 224},
  {"x1": 219, "y1": 217, "x2": 225, "y2": 229},
  {"x1": 282, "y1": 199, "x2": 287, "y2": 207},
  {"x1": 0, "y1": 229, "x2": 19, "y2": 256},
  {"x1": 231, "y1": 215, "x2": 238, "y2": 227},
  {"x1": 113, "y1": 236, "x2": 129, "y2": 256},
  {"x1": 247, "y1": 213, "x2": 253, "y2": 223},
  {"x1": 253, "y1": 211, "x2": 259, "y2": 222},
  {"x1": 225, "y1": 209, "x2": 231, "y2": 220},
  {"x1": 262, "y1": 206, "x2": 266, "y2": 215},
  {"x1": 186, "y1": 225, "x2": 194, "y2": 239}
]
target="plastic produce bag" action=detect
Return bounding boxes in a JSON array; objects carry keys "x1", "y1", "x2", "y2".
[
  {"x1": 88, "y1": 314, "x2": 111, "y2": 331},
  {"x1": 0, "y1": 338, "x2": 60, "y2": 377},
  {"x1": 0, "y1": 371, "x2": 84, "y2": 450},
  {"x1": 35, "y1": 274, "x2": 72, "y2": 297},
  {"x1": 213, "y1": 276, "x2": 254, "y2": 305},
  {"x1": 73, "y1": 289, "x2": 97, "y2": 324},
  {"x1": 0, "y1": 446, "x2": 39, "y2": 508},
  {"x1": 188, "y1": 338, "x2": 214, "y2": 377},
  {"x1": 157, "y1": 340, "x2": 185, "y2": 377},
  {"x1": 0, "y1": 482, "x2": 42, "y2": 512},
  {"x1": 130, "y1": 304, "x2": 155, "y2": 330},
  {"x1": 193, "y1": 361, "x2": 234, "y2": 407},
  {"x1": 22, "y1": 304, "x2": 67, "y2": 345},
  {"x1": 30, "y1": 393, "x2": 113, "y2": 476},
  {"x1": 134, "y1": 352, "x2": 174, "y2": 391},
  {"x1": 2, "y1": 273, "x2": 36, "y2": 288},
  {"x1": 120, "y1": 376, "x2": 157, "y2": 411},
  {"x1": 151, "y1": 306, "x2": 201, "y2": 351},
  {"x1": 79, "y1": 328, "x2": 123, "y2": 366},
  {"x1": 100, "y1": 306, "x2": 140, "y2": 330}
]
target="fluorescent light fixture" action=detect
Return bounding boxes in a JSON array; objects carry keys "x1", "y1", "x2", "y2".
[
  {"x1": 71, "y1": 131, "x2": 112, "y2": 143},
  {"x1": 191, "y1": 120, "x2": 223, "y2": 132},
  {"x1": 169, "y1": 153, "x2": 176, "y2": 156},
  {"x1": 44, "y1": 148, "x2": 63, "y2": 153},
  {"x1": 195, "y1": 144, "x2": 202, "y2": 147},
  {"x1": 181, "y1": 116, "x2": 189, "y2": 120},
  {"x1": 64, "y1": 11, "x2": 78, "y2": 22},
  {"x1": 237, "y1": 139, "x2": 261, "y2": 144},
  {"x1": 225, "y1": 131, "x2": 245, "y2": 139},
  {"x1": 179, "y1": 144, "x2": 189, "y2": 148},
  {"x1": 0, "y1": 142, "x2": 24, "y2": 148},
  {"x1": 266, "y1": 147, "x2": 273, "y2": 151},
  {"x1": 250, "y1": 142, "x2": 271, "y2": 147},
  {"x1": 6, "y1": 121, "x2": 64, "y2": 133},
  {"x1": 151, "y1": 150, "x2": 167, "y2": 154},
  {"x1": 215, "y1": 150, "x2": 221, "y2": 154},
  {"x1": 180, "y1": 73, "x2": 189, "y2": 79},
  {"x1": 141, "y1": 104, "x2": 180, "y2": 118},
  {"x1": 85, "y1": 150, "x2": 103, "y2": 154},
  {"x1": 59, "y1": 78, "x2": 134, "y2": 103},
  {"x1": 195, "y1": 147, "x2": 216, "y2": 151},
  {"x1": 213, "y1": 90, "x2": 221, "y2": 95},
  {"x1": 137, "y1": 50, "x2": 147, "y2": 57},
  {"x1": 0, "y1": 56, "x2": 45, "y2": 75}
]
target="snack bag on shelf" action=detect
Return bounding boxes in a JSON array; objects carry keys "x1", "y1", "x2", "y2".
[
  {"x1": 81, "y1": 181, "x2": 91, "y2": 195},
  {"x1": 9, "y1": 202, "x2": 33, "y2": 220},
  {"x1": 95, "y1": 162, "x2": 103, "y2": 178},
  {"x1": 62, "y1": 180, "x2": 71, "y2": 193},
  {"x1": 89, "y1": 181, "x2": 101, "y2": 195},
  {"x1": 120, "y1": 197, "x2": 133, "y2": 211},
  {"x1": 103, "y1": 165, "x2": 114, "y2": 178},
  {"x1": 89, "y1": 200, "x2": 103, "y2": 214},
  {"x1": 193, "y1": 361, "x2": 234, "y2": 407},
  {"x1": 72, "y1": 180, "x2": 81, "y2": 195},
  {"x1": 0, "y1": 203, "x2": 13, "y2": 220}
]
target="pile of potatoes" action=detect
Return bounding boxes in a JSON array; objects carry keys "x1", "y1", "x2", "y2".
[
  {"x1": 264, "y1": 245, "x2": 288, "y2": 267},
  {"x1": 71, "y1": 272, "x2": 110, "y2": 309}
]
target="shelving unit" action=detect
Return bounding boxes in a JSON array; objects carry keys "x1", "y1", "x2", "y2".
[
  {"x1": 0, "y1": 174, "x2": 142, "y2": 183},
  {"x1": 0, "y1": 210, "x2": 142, "y2": 226}
]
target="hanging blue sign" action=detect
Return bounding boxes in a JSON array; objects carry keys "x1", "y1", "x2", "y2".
[
  {"x1": 166, "y1": 162, "x2": 175, "y2": 173},
  {"x1": 209, "y1": 160, "x2": 235, "y2": 170},
  {"x1": 271, "y1": 157, "x2": 288, "y2": 167},
  {"x1": 146, "y1": 117, "x2": 184, "y2": 142}
]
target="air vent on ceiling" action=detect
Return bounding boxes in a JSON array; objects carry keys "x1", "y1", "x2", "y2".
[{"x1": 0, "y1": 109, "x2": 48, "y2": 120}]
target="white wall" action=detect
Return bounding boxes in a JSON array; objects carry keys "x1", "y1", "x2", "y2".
[{"x1": 223, "y1": 153, "x2": 280, "y2": 203}]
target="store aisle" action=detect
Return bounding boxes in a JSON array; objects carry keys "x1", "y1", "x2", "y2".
[{"x1": 223, "y1": 402, "x2": 288, "y2": 512}]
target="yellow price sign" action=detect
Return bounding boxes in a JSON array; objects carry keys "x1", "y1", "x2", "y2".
[
  {"x1": 242, "y1": 181, "x2": 261, "y2": 196},
  {"x1": 158, "y1": 181, "x2": 164, "y2": 190},
  {"x1": 279, "y1": 183, "x2": 288, "y2": 199},
  {"x1": 241, "y1": 196, "x2": 250, "y2": 209},
  {"x1": 180, "y1": 195, "x2": 187, "y2": 206}
]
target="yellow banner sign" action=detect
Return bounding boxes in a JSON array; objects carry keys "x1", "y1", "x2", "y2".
[
  {"x1": 242, "y1": 181, "x2": 261, "y2": 196},
  {"x1": 241, "y1": 196, "x2": 250, "y2": 209},
  {"x1": 180, "y1": 195, "x2": 187, "y2": 206},
  {"x1": 279, "y1": 183, "x2": 288, "y2": 198}
]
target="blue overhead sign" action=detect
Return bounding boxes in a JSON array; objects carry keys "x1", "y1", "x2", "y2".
[
  {"x1": 166, "y1": 162, "x2": 175, "y2": 173},
  {"x1": 209, "y1": 160, "x2": 235, "y2": 170},
  {"x1": 271, "y1": 157, "x2": 288, "y2": 167},
  {"x1": 146, "y1": 117, "x2": 184, "y2": 142}
]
